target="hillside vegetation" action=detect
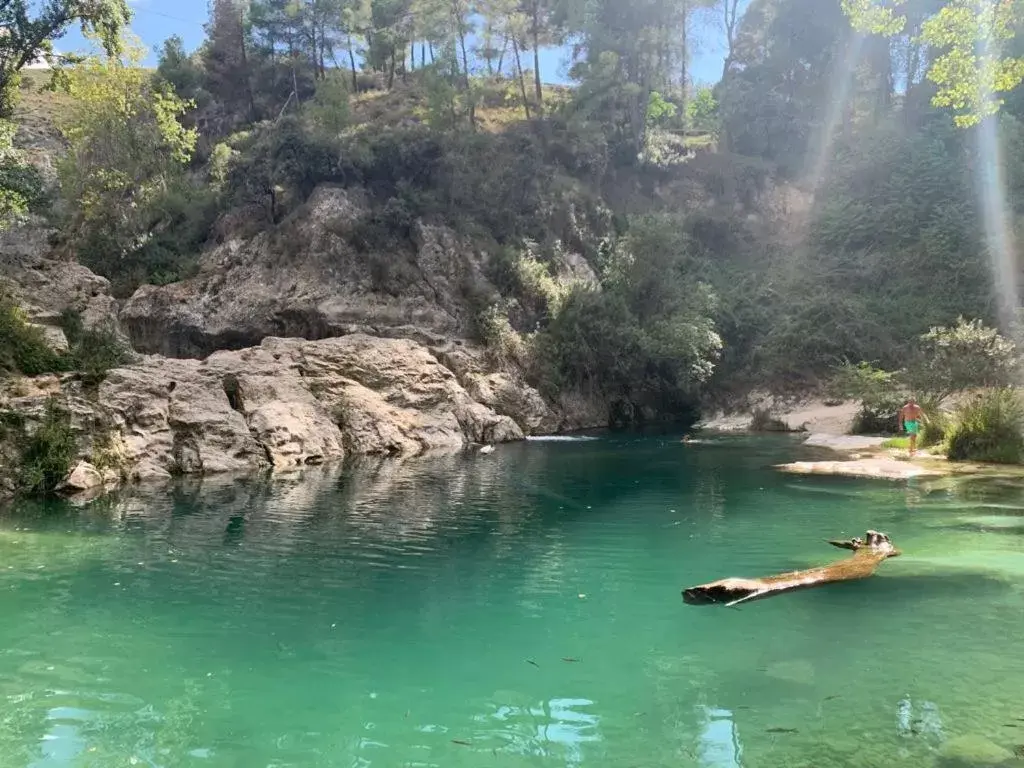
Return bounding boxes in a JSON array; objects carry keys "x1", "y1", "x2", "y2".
[{"x1": 3, "y1": 0, "x2": 1024, "y2": 427}]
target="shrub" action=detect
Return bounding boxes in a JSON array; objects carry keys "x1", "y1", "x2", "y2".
[
  {"x1": 908, "y1": 317, "x2": 1018, "y2": 403},
  {"x1": 946, "y1": 389, "x2": 1024, "y2": 464},
  {"x1": 917, "y1": 395, "x2": 948, "y2": 448},
  {"x1": 750, "y1": 408, "x2": 791, "y2": 432},
  {"x1": 60, "y1": 309, "x2": 131, "y2": 384},
  {"x1": 0, "y1": 119, "x2": 46, "y2": 230},
  {"x1": 851, "y1": 396, "x2": 902, "y2": 435},
  {"x1": 16, "y1": 396, "x2": 77, "y2": 495},
  {"x1": 0, "y1": 288, "x2": 67, "y2": 376},
  {"x1": 827, "y1": 361, "x2": 898, "y2": 405}
]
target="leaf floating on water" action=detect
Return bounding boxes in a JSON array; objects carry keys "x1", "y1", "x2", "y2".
[
  {"x1": 561, "y1": 657, "x2": 580, "y2": 663},
  {"x1": 525, "y1": 659, "x2": 539, "y2": 668},
  {"x1": 765, "y1": 728, "x2": 798, "y2": 734},
  {"x1": 451, "y1": 739, "x2": 472, "y2": 746},
  {"x1": 824, "y1": 695, "x2": 842, "y2": 701}
]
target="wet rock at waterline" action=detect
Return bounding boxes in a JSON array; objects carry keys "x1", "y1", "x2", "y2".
[
  {"x1": 56, "y1": 461, "x2": 104, "y2": 494},
  {"x1": 0, "y1": 334, "x2": 532, "y2": 498}
]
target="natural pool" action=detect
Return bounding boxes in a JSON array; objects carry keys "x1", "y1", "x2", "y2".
[{"x1": 2, "y1": 433, "x2": 1024, "y2": 767}]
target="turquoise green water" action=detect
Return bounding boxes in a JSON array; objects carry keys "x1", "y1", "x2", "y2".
[{"x1": 3, "y1": 433, "x2": 1024, "y2": 767}]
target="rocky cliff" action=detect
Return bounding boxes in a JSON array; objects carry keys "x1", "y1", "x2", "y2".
[
  {"x1": 119, "y1": 185, "x2": 500, "y2": 358},
  {"x1": 1, "y1": 227, "x2": 603, "y2": 500}
]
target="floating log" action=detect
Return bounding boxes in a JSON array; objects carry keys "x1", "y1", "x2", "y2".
[{"x1": 682, "y1": 530, "x2": 900, "y2": 607}]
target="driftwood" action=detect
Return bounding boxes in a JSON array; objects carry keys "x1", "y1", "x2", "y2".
[{"x1": 682, "y1": 530, "x2": 900, "y2": 607}]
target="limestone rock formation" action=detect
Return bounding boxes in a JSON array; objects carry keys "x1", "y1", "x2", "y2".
[
  {"x1": 119, "y1": 185, "x2": 497, "y2": 358},
  {"x1": 1, "y1": 334, "x2": 532, "y2": 497},
  {"x1": 0, "y1": 223, "x2": 124, "y2": 340},
  {"x1": 57, "y1": 461, "x2": 105, "y2": 494}
]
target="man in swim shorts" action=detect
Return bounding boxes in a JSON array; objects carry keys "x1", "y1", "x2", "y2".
[{"x1": 898, "y1": 397, "x2": 926, "y2": 456}]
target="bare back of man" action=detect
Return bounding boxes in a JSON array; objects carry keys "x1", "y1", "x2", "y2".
[{"x1": 898, "y1": 398, "x2": 926, "y2": 456}]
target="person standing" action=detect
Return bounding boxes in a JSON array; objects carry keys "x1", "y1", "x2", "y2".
[{"x1": 898, "y1": 397, "x2": 926, "y2": 456}]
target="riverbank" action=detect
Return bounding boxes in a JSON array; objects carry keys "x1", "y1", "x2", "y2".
[{"x1": 699, "y1": 394, "x2": 1024, "y2": 482}]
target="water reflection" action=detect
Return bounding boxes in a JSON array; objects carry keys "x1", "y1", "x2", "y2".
[
  {"x1": 474, "y1": 696, "x2": 601, "y2": 764},
  {"x1": 697, "y1": 706, "x2": 744, "y2": 768}
]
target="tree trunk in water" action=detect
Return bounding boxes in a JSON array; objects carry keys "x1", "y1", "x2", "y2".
[
  {"x1": 513, "y1": 38, "x2": 531, "y2": 121},
  {"x1": 682, "y1": 531, "x2": 901, "y2": 607}
]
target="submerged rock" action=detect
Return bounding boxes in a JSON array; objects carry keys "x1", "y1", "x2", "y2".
[{"x1": 936, "y1": 734, "x2": 1014, "y2": 767}]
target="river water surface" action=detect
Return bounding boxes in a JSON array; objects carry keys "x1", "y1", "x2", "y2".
[{"x1": 2, "y1": 433, "x2": 1024, "y2": 767}]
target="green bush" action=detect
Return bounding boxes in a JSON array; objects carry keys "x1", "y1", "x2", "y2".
[
  {"x1": 0, "y1": 289, "x2": 68, "y2": 376},
  {"x1": 59, "y1": 309, "x2": 130, "y2": 384},
  {"x1": 17, "y1": 396, "x2": 77, "y2": 495},
  {"x1": 917, "y1": 396, "x2": 948, "y2": 448},
  {"x1": 851, "y1": 397, "x2": 903, "y2": 435},
  {"x1": 750, "y1": 408, "x2": 791, "y2": 432},
  {"x1": 946, "y1": 389, "x2": 1024, "y2": 464}
]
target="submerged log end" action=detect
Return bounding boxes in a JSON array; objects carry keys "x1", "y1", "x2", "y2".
[{"x1": 682, "y1": 530, "x2": 899, "y2": 607}]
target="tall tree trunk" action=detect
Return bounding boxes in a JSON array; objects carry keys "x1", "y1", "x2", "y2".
[
  {"x1": 421, "y1": 42, "x2": 426, "y2": 68},
  {"x1": 428, "y1": 41, "x2": 435, "y2": 63},
  {"x1": 680, "y1": 1, "x2": 688, "y2": 132},
  {"x1": 239, "y1": 7, "x2": 256, "y2": 121},
  {"x1": 531, "y1": 1, "x2": 543, "y2": 110},
  {"x1": 387, "y1": 50, "x2": 397, "y2": 89},
  {"x1": 496, "y1": 35, "x2": 508, "y2": 75},
  {"x1": 348, "y1": 37, "x2": 358, "y2": 92},
  {"x1": 513, "y1": 37, "x2": 531, "y2": 121},
  {"x1": 410, "y1": 40, "x2": 416, "y2": 71}
]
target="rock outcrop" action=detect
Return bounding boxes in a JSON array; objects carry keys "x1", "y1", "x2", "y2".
[
  {"x1": 119, "y1": 185, "x2": 498, "y2": 358},
  {"x1": 1, "y1": 334, "x2": 536, "y2": 496},
  {"x1": 0, "y1": 222, "x2": 124, "y2": 341}
]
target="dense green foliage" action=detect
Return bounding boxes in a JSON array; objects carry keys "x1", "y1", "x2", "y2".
[
  {"x1": 830, "y1": 319, "x2": 1020, "y2": 437},
  {"x1": 0, "y1": 289, "x2": 66, "y2": 376},
  {"x1": 0, "y1": 0, "x2": 131, "y2": 116},
  {"x1": 0, "y1": 120, "x2": 46, "y2": 229},
  {"x1": 23, "y1": 0, "x2": 1024, "y2": 421},
  {"x1": 55, "y1": 37, "x2": 200, "y2": 295},
  {"x1": 0, "y1": 286, "x2": 129, "y2": 381},
  {"x1": 946, "y1": 389, "x2": 1024, "y2": 464},
  {"x1": 14, "y1": 396, "x2": 78, "y2": 495},
  {"x1": 529, "y1": 215, "x2": 722, "y2": 413}
]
